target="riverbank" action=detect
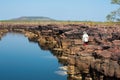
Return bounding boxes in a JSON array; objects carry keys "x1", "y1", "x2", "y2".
[{"x1": 0, "y1": 22, "x2": 120, "y2": 80}]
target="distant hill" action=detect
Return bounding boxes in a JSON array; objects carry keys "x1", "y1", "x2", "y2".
[{"x1": 11, "y1": 16, "x2": 56, "y2": 21}]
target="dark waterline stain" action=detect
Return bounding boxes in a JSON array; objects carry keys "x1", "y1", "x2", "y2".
[{"x1": 0, "y1": 33, "x2": 67, "y2": 80}]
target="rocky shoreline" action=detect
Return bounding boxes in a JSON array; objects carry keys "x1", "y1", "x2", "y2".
[{"x1": 0, "y1": 23, "x2": 120, "y2": 80}]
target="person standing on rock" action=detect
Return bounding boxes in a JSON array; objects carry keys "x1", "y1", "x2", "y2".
[{"x1": 82, "y1": 31, "x2": 89, "y2": 46}]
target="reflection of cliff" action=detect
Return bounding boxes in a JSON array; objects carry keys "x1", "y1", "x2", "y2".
[
  {"x1": 0, "y1": 23, "x2": 120, "y2": 80},
  {"x1": 0, "y1": 29, "x2": 8, "y2": 40}
]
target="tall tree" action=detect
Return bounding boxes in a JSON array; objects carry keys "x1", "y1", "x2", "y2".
[{"x1": 106, "y1": 0, "x2": 120, "y2": 21}]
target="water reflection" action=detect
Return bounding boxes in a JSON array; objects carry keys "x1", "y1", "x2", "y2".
[{"x1": 0, "y1": 33, "x2": 67, "y2": 80}]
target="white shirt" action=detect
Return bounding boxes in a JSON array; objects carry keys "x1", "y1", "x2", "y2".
[{"x1": 82, "y1": 33, "x2": 89, "y2": 42}]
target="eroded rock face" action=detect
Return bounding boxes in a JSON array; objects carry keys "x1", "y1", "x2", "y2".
[
  {"x1": 37, "y1": 24, "x2": 120, "y2": 79},
  {"x1": 0, "y1": 23, "x2": 120, "y2": 80}
]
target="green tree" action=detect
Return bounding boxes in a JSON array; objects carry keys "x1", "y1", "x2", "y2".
[
  {"x1": 111, "y1": 0, "x2": 120, "y2": 5},
  {"x1": 106, "y1": 0, "x2": 120, "y2": 21}
]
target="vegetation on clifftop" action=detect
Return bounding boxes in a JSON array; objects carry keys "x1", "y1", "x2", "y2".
[{"x1": 106, "y1": 0, "x2": 120, "y2": 22}]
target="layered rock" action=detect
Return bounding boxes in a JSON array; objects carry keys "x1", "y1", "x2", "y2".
[
  {"x1": 0, "y1": 23, "x2": 120, "y2": 80},
  {"x1": 34, "y1": 24, "x2": 120, "y2": 80}
]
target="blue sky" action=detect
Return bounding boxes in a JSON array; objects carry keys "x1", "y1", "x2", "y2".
[{"x1": 0, "y1": 0, "x2": 119, "y2": 21}]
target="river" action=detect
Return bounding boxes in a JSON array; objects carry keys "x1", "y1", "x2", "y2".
[{"x1": 0, "y1": 33, "x2": 67, "y2": 80}]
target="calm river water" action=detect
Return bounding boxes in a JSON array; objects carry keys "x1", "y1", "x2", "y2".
[{"x1": 0, "y1": 33, "x2": 67, "y2": 80}]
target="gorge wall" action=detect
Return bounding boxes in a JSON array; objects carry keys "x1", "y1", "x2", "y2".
[{"x1": 0, "y1": 23, "x2": 120, "y2": 80}]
